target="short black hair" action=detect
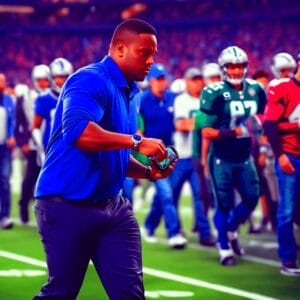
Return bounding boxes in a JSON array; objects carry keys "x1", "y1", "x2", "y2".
[{"x1": 111, "y1": 18, "x2": 157, "y2": 46}]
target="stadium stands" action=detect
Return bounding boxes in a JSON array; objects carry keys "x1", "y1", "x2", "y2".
[{"x1": 1, "y1": 0, "x2": 300, "y2": 86}]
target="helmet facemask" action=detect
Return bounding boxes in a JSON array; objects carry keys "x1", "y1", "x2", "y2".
[{"x1": 218, "y1": 46, "x2": 248, "y2": 85}]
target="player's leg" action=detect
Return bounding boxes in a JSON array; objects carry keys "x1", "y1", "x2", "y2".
[
  {"x1": 209, "y1": 156, "x2": 235, "y2": 265},
  {"x1": 188, "y1": 166, "x2": 215, "y2": 246},
  {"x1": 276, "y1": 156, "x2": 300, "y2": 275},
  {"x1": 92, "y1": 196, "x2": 145, "y2": 300},
  {"x1": 228, "y1": 158, "x2": 259, "y2": 232},
  {"x1": 0, "y1": 145, "x2": 13, "y2": 229},
  {"x1": 33, "y1": 198, "x2": 94, "y2": 299}
]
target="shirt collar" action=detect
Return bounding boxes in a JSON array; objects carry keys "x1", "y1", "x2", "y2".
[{"x1": 101, "y1": 55, "x2": 138, "y2": 92}]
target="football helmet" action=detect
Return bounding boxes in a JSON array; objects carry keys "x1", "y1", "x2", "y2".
[
  {"x1": 14, "y1": 83, "x2": 30, "y2": 98},
  {"x1": 170, "y1": 78, "x2": 186, "y2": 93},
  {"x1": 49, "y1": 57, "x2": 73, "y2": 93},
  {"x1": 271, "y1": 52, "x2": 296, "y2": 79},
  {"x1": 202, "y1": 63, "x2": 222, "y2": 84},
  {"x1": 218, "y1": 46, "x2": 248, "y2": 85},
  {"x1": 31, "y1": 64, "x2": 51, "y2": 92}
]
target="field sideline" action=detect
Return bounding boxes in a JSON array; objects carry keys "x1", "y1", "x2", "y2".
[{"x1": 0, "y1": 159, "x2": 299, "y2": 299}]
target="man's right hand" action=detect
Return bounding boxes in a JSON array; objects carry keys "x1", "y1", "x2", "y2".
[
  {"x1": 278, "y1": 153, "x2": 295, "y2": 174},
  {"x1": 137, "y1": 138, "x2": 168, "y2": 162}
]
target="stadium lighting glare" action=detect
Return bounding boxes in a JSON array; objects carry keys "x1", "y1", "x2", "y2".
[
  {"x1": 0, "y1": 5, "x2": 34, "y2": 14},
  {"x1": 121, "y1": 3, "x2": 147, "y2": 20}
]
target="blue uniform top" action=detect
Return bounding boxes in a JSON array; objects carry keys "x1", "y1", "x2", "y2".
[
  {"x1": 0, "y1": 93, "x2": 15, "y2": 144},
  {"x1": 34, "y1": 91, "x2": 58, "y2": 148},
  {"x1": 35, "y1": 56, "x2": 139, "y2": 201},
  {"x1": 138, "y1": 89, "x2": 177, "y2": 146}
]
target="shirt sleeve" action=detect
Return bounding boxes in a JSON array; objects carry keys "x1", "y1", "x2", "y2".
[
  {"x1": 264, "y1": 82, "x2": 285, "y2": 121},
  {"x1": 199, "y1": 87, "x2": 218, "y2": 127},
  {"x1": 61, "y1": 70, "x2": 107, "y2": 143}
]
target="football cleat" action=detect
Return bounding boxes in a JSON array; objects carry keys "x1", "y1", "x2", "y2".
[
  {"x1": 219, "y1": 248, "x2": 236, "y2": 266},
  {"x1": 281, "y1": 262, "x2": 300, "y2": 276},
  {"x1": 228, "y1": 231, "x2": 245, "y2": 256},
  {"x1": 168, "y1": 234, "x2": 187, "y2": 249}
]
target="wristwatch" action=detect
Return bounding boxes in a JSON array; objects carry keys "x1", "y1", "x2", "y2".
[{"x1": 131, "y1": 134, "x2": 143, "y2": 150}]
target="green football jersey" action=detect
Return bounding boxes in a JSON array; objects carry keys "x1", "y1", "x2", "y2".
[{"x1": 199, "y1": 79, "x2": 266, "y2": 161}]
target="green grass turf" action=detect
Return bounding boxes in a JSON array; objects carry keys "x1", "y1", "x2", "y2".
[{"x1": 1, "y1": 189, "x2": 300, "y2": 299}]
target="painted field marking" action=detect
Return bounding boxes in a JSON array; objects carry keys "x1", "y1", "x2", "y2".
[
  {"x1": 145, "y1": 290, "x2": 194, "y2": 298},
  {"x1": 0, "y1": 249, "x2": 278, "y2": 300},
  {"x1": 0, "y1": 269, "x2": 46, "y2": 277},
  {"x1": 10, "y1": 217, "x2": 281, "y2": 268}
]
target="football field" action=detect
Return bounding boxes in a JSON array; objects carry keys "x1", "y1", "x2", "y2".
[
  {"x1": 1, "y1": 164, "x2": 300, "y2": 300},
  {"x1": 1, "y1": 197, "x2": 300, "y2": 299}
]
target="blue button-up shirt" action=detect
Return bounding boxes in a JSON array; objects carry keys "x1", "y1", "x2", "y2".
[{"x1": 35, "y1": 56, "x2": 139, "y2": 201}]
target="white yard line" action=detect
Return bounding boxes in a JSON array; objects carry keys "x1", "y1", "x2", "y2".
[
  {"x1": 144, "y1": 267, "x2": 278, "y2": 300},
  {"x1": 11, "y1": 218, "x2": 281, "y2": 268},
  {"x1": 184, "y1": 240, "x2": 281, "y2": 267},
  {"x1": 0, "y1": 249, "x2": 278, "y2": 300}
]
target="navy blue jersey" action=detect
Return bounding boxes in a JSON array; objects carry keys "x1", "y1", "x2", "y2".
[{"x1": 34, "y1": 91, "x2": 58, "y2": 148}]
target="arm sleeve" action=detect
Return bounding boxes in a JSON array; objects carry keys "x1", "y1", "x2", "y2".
[
  {"x1": 199, "y1": 88, "x2": 218, "y2": 128},
  {"x1": 62, "y1": 71, "x2": 107, "y2": 144}
]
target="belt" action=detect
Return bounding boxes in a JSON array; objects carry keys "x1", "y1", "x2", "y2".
[{"x1": 38, "y1": 196, "x2": 116, "y2": 208}]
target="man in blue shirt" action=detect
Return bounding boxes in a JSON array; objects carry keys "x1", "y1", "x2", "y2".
[
  {"x1": 0, "y1": 73, "x2": 16, "y2": 230},
  {"x1": 33, "y1": 19, "x2": 175, "y2": 300},
  {"x1": 138, "y1": 63, "x2": 187, "y2": 249}
]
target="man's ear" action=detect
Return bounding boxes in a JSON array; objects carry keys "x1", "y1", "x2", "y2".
[{"x1": 116, "y1": 41, "x2": 127, "y2": 58}]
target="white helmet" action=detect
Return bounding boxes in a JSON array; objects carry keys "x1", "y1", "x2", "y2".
[
  {"x1": 49, "y1": 57, "x2": 73, "y2": 93},
  {"x1": 31, "y1": 64, "x2": 50, "y2": 92},
  {"x1": 218, "y1": 46, "x2": 248, "y2": 85},
  {"x1": 271, "y1": 52, "x2": 296, "y2": 79},
  {"x1": 170, "y1": 78, "x2": 186, "y2": 93},
  {"x1": 14, "y1": 83, "x2": 30, "y2": 98},
  {"x1": 202, "y1": 63, "x2": 222, "y2": 84},
  {"x1": 50, "y1": 57, "x2": 73, "y2": 77}
]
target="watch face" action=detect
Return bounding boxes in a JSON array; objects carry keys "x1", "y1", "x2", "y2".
[{"x1": 133, "y1": 134, "x2": 142, "y2": 142}]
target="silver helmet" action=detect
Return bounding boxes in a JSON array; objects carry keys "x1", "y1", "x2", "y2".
[
  {"x1": 202, "y1": 62, "x2": 222, "y2": 84},
  {"x1": 218, "y1": 46, "x2": 248, "y2": 85},
  {"x1": 49, "y1": 57, "x2": 73, "y2": 93},
  {"x1": 271, "y1": 52, "x2": 296, "y2": 79},
  {"x1": 31, "y1": 64, "x2": 50, "y2": 92}
]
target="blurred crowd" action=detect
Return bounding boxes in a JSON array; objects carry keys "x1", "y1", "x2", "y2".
[{"x1": 1, "y1": 0, "x2": 300, "y2": 87}]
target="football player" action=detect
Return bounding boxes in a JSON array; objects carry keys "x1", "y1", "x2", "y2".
[
  {"x1": 263, "y1": 53, "x2": 300, "y2": 276},
  {"x1": 199, "y1": 46, "x2": 266, "y2": 266},
  {"x1": 202, "y1": 62, "x2": 222, "y2": 86},
  {"x1": 16, "y1": 65, "x2": 51, "y2": 224},
  {"x1": 32, "y1": 57, "x2": 73, "y2": 165},
  {"x1": 270, "y1": 52, "x2": 296, "y2": 81}
]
